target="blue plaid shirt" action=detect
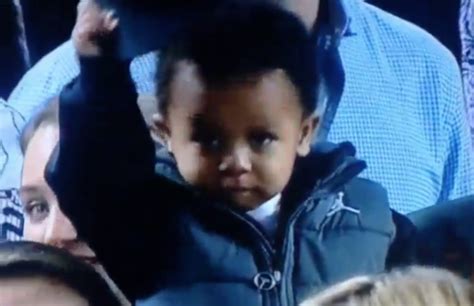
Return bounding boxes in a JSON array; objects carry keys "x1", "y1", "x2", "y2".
[
  {"x1": 6, "y1": 0, "x2": 474, "y2": 215},
  {"x1": 460, "y1": 0, "x2": 474, "y2": 139},
  {"x1": 0, "y1": 98, "x2": 25, "y2": 241}
]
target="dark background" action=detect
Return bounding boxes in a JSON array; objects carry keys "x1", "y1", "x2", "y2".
[
  {"x1": 0, "y1": 0, "x2": 29, "y2": 98},
  {"x1": 21, "y1": 0, "x2": 78, "y2": 64},
  {"x1": 370, "y1": 0, "x2": 461, "y2": 63}
]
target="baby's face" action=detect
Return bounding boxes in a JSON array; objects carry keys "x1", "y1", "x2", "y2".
[{"x1": 159, "y1": 61, "x2": 316, "y2": 210}]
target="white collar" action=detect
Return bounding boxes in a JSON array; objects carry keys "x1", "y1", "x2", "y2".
[{"x1": 247, "y1": 194, "x2": 281, "y2": 223}]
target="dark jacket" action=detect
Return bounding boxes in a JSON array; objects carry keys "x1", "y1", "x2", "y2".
[
  {"x1": 47, "y1": 57, "x2": 396, "y2": 306},
  {"x1": 408, "y1": 196, "x2": 474, "y2": 278}
]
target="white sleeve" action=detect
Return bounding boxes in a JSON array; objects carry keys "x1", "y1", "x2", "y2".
[
  {"x1": 0, "y1": 98, "x2": 25, "y2": 241},
  {"x1": 8, "y1": 40, "x2": 79, "y2": 119}
]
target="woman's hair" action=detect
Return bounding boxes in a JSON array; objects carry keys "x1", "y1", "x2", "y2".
[
  {"x1": 156, "y1": 0, "x2": 318, "y2": 117},
  {"x1": 0, "y1": 241, "x2": 121, "y2": 306},
  {"x1": 20, "y1": 95, "x2": 158, "y2": 153},
  {"x1": 302, "y1": 266, "x2": 474, "y2": 306},
  {"x1": 20, "y1": 96, "x2": 58, "y2": 154}
]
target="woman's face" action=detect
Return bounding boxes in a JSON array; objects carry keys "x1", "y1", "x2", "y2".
[{"x1": 20, "y1": 124, "x2": 97, "y2": 264}]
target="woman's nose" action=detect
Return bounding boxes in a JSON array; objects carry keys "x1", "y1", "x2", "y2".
[{"x1": 43, "y1": 207, "x2": 78, "y2": 248}]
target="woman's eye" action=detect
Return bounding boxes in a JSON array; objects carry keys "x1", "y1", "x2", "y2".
[
  {"x1": 24, "y1": 201, "x2": 50, "y2": 223},
  {"x1": 249, "y1": 132, "x2": 277, "y2": 150}
]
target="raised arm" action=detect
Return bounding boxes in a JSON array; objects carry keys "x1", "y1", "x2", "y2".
[{"x1": 45, "y1": 1, "x2": 180, "y2": 298}]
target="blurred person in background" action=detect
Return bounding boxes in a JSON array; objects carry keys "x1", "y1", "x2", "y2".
[
  {"x1": 19, "y1": 98, "x2": 130, "y2": 306},
  {"x1": 0, "y1": 98, "x2": 24, "y2": 242}
]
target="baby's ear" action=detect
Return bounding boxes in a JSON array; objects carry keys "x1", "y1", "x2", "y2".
[
  {"x1": 296, "y1": 115, "x2": 318, "y2": 157},
  {"x1": 151, "y1": 113, "x2": 172, "y2": 151}
]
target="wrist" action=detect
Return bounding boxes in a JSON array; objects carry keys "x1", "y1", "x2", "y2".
[{"x1": 78, "y1": 57, "x2": 134, "y2": 102}]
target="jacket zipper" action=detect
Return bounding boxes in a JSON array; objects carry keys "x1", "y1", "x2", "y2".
[
  {"x1": 226, "y1": 209, "x2": 282, "y2": 306},
  {"x1": 275, "y1": 195, "x2": 323, "y2": 306},
  {"x1": 215, "y1": 153, "x2": 365, "y2": 306}
]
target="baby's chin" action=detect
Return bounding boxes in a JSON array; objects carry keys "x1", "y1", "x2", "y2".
[
  {"x1": 224, "y1": 190, "x2": 271, "y2": 211},
  {"x1": 199, "y1": 185, "x2": 275, "y2": 211}
]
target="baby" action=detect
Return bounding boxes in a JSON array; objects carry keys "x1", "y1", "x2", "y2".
[{"x1": 47, "y1": 1, "x2": 397, "y2": 305}]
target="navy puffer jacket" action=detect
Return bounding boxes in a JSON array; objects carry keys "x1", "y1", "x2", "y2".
[{"x1": 47, "y1": 58, "x2": 396, "y2": 306}]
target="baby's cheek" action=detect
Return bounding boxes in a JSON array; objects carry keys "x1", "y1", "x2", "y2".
[
  {"x1": 173, "y1": 144, "x2": 200, "y2": 180},
  {"x1": 177, "y1": 153, "x2": 218, "y2": 187},
  {"x1": 196, "y1": 157, "x2": 221, "y2": 187},
  {"x1": 176, "y1": 159, "x2": 199, "y2": 185},
  {"x1": 258, "y1": 156, "x2": 295, "y2": 194}
]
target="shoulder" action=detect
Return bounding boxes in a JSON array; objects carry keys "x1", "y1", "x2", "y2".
[
  {"x1": 345, "y1": 177, "x2": 387, "y2": 201},
  {"x1": 346, "y1": 0, "x2": 459, "y2": 78},
  {"x1": 14, "y1": 40, "x2": 78, "y2": 87},
  {"x1": 8, "y1": 40, "x2": 79, "y2": 118},
  {"x1": 344, "y1": 177, "x2": 389, "y2": 210},
  {"x1": 343, "y1": 177, "x2": 393, "y2": 228},
  {"x1": 8, "y1": 40, "x2": 158, "y2": 117}
]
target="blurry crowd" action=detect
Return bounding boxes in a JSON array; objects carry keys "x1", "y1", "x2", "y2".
[{"x1": 0, "y1": 0, "x2": 474, "y2": 305}]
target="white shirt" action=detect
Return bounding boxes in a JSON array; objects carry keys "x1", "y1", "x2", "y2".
[
  {"x1": 247, "y1": 194, "x2": 281, "y2": 239},
  {"x1": 0, "y1": 99, "x2": 25, "y2": 241}
]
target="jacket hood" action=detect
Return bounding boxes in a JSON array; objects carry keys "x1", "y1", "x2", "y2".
[{"x1": 281, "y1": 141, "x2": 366, "y2": 209}]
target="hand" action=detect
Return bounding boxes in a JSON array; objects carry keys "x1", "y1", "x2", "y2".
[{"x1": 72, "y1": 0, "x2": 119, "y2": 57}]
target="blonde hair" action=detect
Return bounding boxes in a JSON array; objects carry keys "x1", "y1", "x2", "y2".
[
  {"x1": 302, "y1": 266, "x2": 474, "y2": 306},
  {"x1": 20, "y1": 95, "x2": 158, "y2": 154}
]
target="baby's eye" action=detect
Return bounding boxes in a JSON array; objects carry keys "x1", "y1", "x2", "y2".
[
  {"x1": 192, "y1": 132, "x2": 222, "y2": 152},
  {"x1": 249, "y1": 132, "x2": 277, "y2": 151},
  {"x1": 201, "y1": 138, "x2": 221, "y2": 151},
  {"x1": 24, "y1": 200, "x2": 50, "y2": 223}
]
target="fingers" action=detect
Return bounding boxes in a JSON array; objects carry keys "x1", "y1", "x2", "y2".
[
  {"x1": 77, "y1": 0, "x2": 97, "y2": 18},
  {"x1": 73, "y1": 0, "x2": 119, "y2": 56},
  {"x1": 76, "y1": 9, "x2": 118, "y2": 39},
  {"x1": 77, "y1": 0, "x2": 118, "y2": 31},
  {"x1": 103, "y1": 10, "x2": 119, "y2": 31}
]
